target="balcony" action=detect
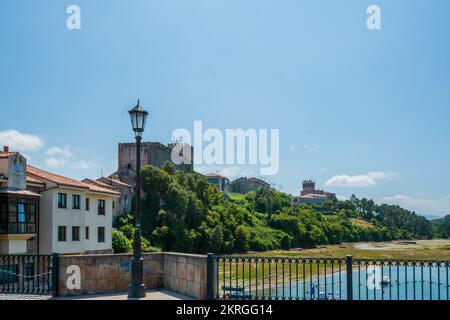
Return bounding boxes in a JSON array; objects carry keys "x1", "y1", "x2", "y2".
[{"x1": 0, "y1": 195, "x2": 38, "y2": 236}]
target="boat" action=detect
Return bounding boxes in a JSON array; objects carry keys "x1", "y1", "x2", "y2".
[
  {"x1": 380, "y1": 276, "x2": 391, "y2": 286},
  {"x1": 317, "y1": 291, "x2": 340, "y2": 300}
]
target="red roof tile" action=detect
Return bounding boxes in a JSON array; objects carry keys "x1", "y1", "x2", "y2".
[
  {"x1": 26, "y1": 176, "x2": 45, "y2": 184},
  {"x1": 27, "y1": 166, "x2": 120, "y2": 196},
  {"x1": 99, "y1": 177, "x2": 131, "y2": 188},
  {"x1": 27, "y1": 165, "x2": 88, "y2": 189},
  {"x1": 83, "y1": 181, "x2": 121, "y2": 196},
  {"x1": 206, "y1": 173, "x2": 225, "y2": 178}
]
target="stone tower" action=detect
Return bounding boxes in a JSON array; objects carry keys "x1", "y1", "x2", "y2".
[{"x1": 301, "y1": 179, "x2": 315, "y2": 196}]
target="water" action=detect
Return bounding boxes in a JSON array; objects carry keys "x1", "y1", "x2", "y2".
[{"x1": 277, "y1": 265, "x2": 450, "y2": 300}]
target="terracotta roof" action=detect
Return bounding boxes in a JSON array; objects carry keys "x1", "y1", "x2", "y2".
[
  {"x1": 26, "y1": 176, "x2": 45, "y2": 184},
  {"x1": 27, "y1": 166, "x2": 121, "y2": 196},
  {"x1": 82, "y1": 178, "x2": 115, "y2": 189},
  {"x1": 206, "y1": 173, "x2": 226, "y2": 178},
  {"x1": 27, "y1": 165, "x2": 88, "y2": 189},
  {"x1": 300, "y1": 194, "x2": 328, "y2": 199},
  {"x1": 100, "y1": 176, "x2": 131, "y2": 188},
  {"x1": 83, "y1": 180, "x2": 121, "y2": 196}
]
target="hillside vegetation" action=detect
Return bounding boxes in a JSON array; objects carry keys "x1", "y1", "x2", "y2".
[{"x1": 114, "y1": 162, "x2": 432, "y2": 254}]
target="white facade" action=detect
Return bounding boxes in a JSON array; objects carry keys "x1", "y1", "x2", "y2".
[
  {"x1": 1, "y1": 149, "x2": 118, "y2": 255},
  {"x1": 39, "y1": 186, "x2": 115, "y2": 254}
]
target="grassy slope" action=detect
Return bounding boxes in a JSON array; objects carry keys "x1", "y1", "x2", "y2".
[{"x1": 249, "y1": 239, "x2": 450, "y2": 260}]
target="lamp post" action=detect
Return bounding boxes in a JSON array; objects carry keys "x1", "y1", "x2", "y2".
[{"x1": 128, "y1": 99, "x2": 149, "y2": 298}]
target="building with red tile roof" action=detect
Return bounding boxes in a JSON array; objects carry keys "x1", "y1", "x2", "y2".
[{"x1": 0, "y1": 147, "x2": 116, "y2": 255}]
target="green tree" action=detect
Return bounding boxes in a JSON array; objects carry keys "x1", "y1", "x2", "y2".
[{"x1": 235, "y1": 225, "x2": 250, "y2": 252}]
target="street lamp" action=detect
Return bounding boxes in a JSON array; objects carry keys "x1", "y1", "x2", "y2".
[{"x1": 128, "y1": 99, "x2": 149, "y2": 298}]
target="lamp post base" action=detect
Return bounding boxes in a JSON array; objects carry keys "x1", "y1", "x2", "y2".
[
  {"x1": 128, "y1": 256, "x2": 146, "y2": 298},
  {"x1": 128, "y1": 283, "x2": 147, "y2": 299}
]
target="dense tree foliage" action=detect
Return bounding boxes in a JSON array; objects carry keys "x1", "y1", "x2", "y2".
[
  {"x1": 115, "y1": 162, "x2": 433, "y2": 254},
  {"x1": 431, "y1": 215, "x2": 450, "y2": 238}
]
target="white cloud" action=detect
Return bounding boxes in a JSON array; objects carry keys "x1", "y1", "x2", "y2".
[
  {"x1": 72, "y1": 160, "x2": 99, "y2": 171},
  {"x1": 324, "y1": 171, "x2": 397, "y2": 187},
  {"x1": 290, "y1": 144, "x2": 296, "y2": 151},
  {"x1": 303, "y1": 144, "x2": 319, "y2": 151},
  {"x1": 221, "y1": 166, "x2": 256, "y2": 178},
  {"x1": 380, "y1": 194, "x2": 450, "y2": 217},
  {"x1": 45, "y1": 146, "x2": 74, "y2": 159},
  {"x1": 44, "y1": 146, "x2": 98, "y2": 171},
  {"x1": 45, "y1": 157, "x2": 68, "y2": 168},
  {"x1": 0, "y1": 129, "x2": 44, "y2": 152}
]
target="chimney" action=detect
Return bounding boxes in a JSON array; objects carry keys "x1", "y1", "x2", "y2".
[{"x1": 3, "y1": 146, "x2": 9, "y2": 153}]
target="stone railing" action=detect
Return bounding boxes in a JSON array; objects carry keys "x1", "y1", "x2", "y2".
[{"x1": 58, "y1": 252, "x2": 207, "y2": 299}]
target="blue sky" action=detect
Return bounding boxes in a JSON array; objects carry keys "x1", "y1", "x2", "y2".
[{"x1": 1, "y1": 0, "x2": 449, "y2": 217}]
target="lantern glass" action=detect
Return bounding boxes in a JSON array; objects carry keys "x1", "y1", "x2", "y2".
[{"x1": 128, "y1": 101, "x2": 148, "y2": 136}]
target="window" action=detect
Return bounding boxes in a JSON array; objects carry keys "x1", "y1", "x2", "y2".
[
  {"x1": 97, "y1": 227, "x2": 105, "y2": 243},
  {"x1": 58, "y1": 193, "x2": 67, "y2": 209},
  {"x1": 85, "y1": 226, "x2": 89, "y2": 240},
  {"x1": 86, "y1": 198, "x2": 90, "y2": 211},
  {"x1": 72, "y1": 226, "x2": 80, "y2": 241},
  {"x1": 98, "y1": 200, "x2": 106, "y2": 215},
  {"x1": 17, "y1": 202, "x2": 26, "y2": 233},
  {"x1": 0, "y1": 198, "x2": 37, "y2": 235},
  {"x1": 58, "y1": 226, "x2": 67, "y2": 241},
  {"x1": 72, "y1": 195, "x2": 80, "y2": 210},
  {"x1": 112, "y1": 201, "x2": 115, "y2": 209}
]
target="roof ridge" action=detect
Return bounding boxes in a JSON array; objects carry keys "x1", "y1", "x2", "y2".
[{"x1": 27, "y1": 165, "x2": 89, "y2": 189}]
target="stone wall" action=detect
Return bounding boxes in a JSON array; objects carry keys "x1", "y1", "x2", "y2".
[
  {"x1": 58, "y1": 252, "x2": 207, "y2": 299},
  {"x1": 162, "y1": 253, "x2": 207, "y2": 299}
]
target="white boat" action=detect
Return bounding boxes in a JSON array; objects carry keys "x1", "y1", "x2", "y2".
[
  {"x1": 380, "y1": 276, "x2": 391, "y2": 286},
  {"x1": 318, "y1": 291, "x2": 340, "y2": 300}
]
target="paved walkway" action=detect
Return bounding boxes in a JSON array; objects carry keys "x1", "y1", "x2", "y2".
[
  {"x1": 0, "y1": 294, "x2": 52, "y2": 300},
  {"x1": 0, "y1": 290, "x2": 192, "y2": 300}
]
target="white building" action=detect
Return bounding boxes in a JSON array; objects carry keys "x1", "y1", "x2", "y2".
[{"x1": 0, "y1": 147, "x2": 119, "y2": 255}]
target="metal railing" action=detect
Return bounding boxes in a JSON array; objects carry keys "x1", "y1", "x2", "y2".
[
  {"x1": 208, "y1": 254, "x2": 450, "y2": 300},
  {"x1": 0, "y1": 253, "x2": 58, "y2": 296}
]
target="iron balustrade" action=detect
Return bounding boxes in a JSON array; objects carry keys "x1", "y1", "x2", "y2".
[
  {"x1": 0, "y1": 253, "x2": 58, "y2": 296},
  {"x1": 210, "y1": 255, "x2": 450, "y2": 300}
]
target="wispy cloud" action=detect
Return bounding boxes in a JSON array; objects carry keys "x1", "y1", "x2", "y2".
[
  {"x1": 0, "y1": 129, "x2": 44, "y2": 152},
  {"x1": 303, "y1": 144, "x2": 319, "y2": 152},
  {"x1": 325, "y1": 171, "x2": 398, "y2": 187},
  {"x1": 45, "y1": 146, "x2": 74, "y2": 159},
  {"x1": 45, "y1": 146, "x2": 98, "y2": 171},
  {"x1": 380, "y1": 194, "x2": 450, "y2": 217},
  {"x1": 45, "y1": 157, "x2": 69, "y2": 168}
]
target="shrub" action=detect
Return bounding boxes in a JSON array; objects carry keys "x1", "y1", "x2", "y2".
[{"x1": 112, "y1": 230, "x2": 132, "y2": 253}]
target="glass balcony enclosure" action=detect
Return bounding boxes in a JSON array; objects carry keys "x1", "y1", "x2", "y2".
[{"x1": 0, "y1": 197, "x2": 37, "y2": 234}]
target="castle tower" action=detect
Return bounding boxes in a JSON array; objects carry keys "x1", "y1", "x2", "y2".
[{"x1": 301, "y1": 179, "x2": 315, "y2": 196}]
